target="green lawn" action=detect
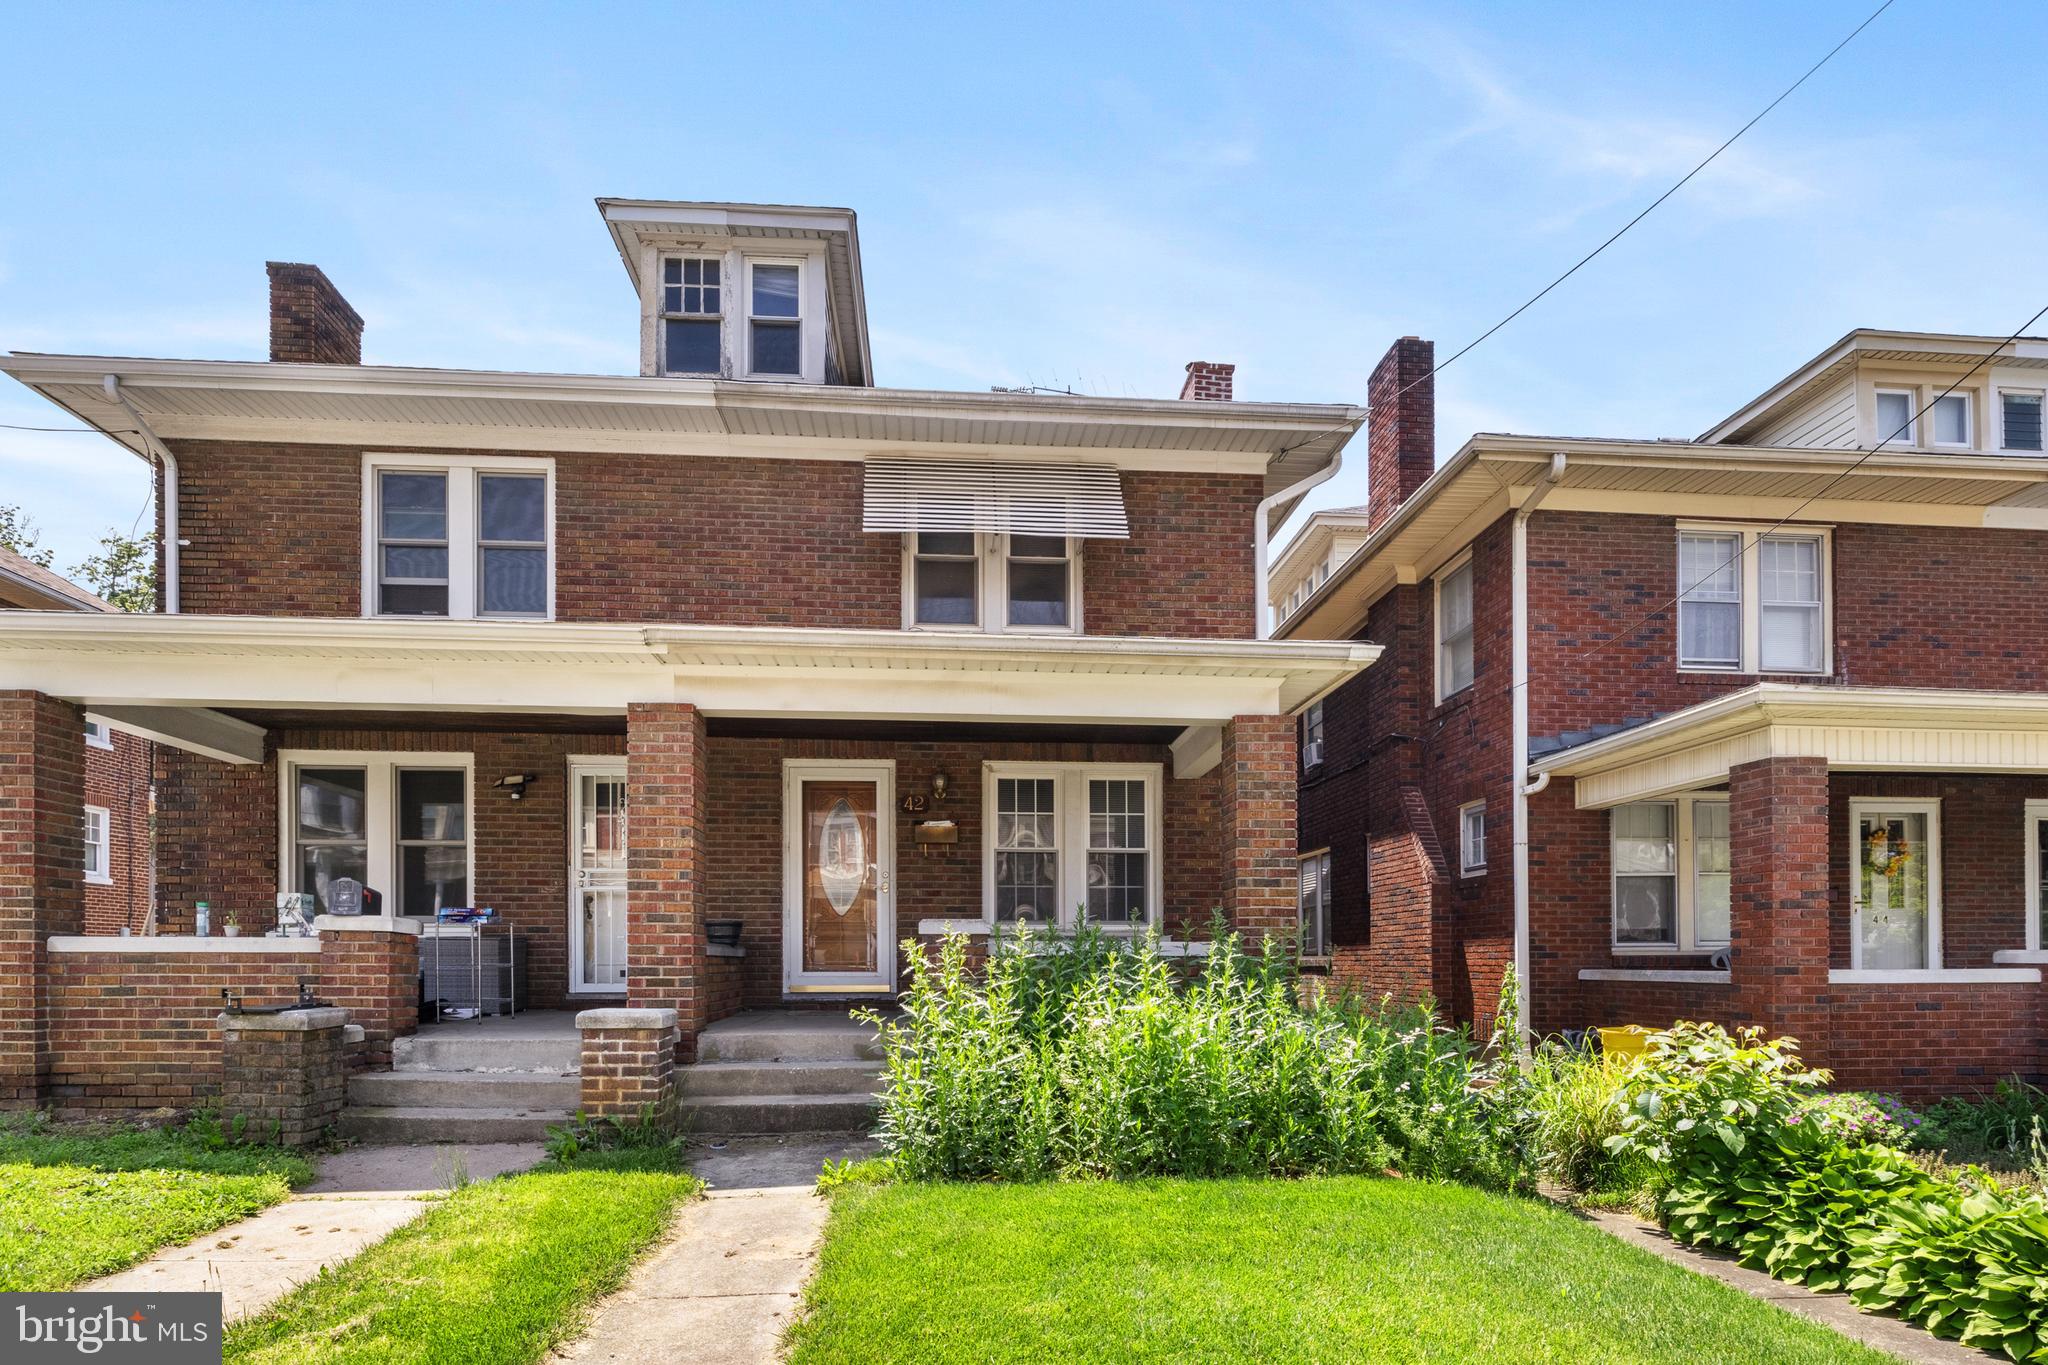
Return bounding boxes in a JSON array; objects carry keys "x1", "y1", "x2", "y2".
[
  {"x1": 0, "y1": 1117, "x2": 314, "y2": 1291},
  {"x1": 225, "y1": 1152, "x2": 701, "y2": 1365},
  {"x1": 787, "y1": 1177, "x2": 1898, "y2": 1364}
]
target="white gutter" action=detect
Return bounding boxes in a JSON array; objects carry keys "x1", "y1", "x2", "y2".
[
  {"x1": 102, "y1": 375, "x2": 178, "y2": 613},
  {"x1": 1255, "y1": 446, "x2": 1346, "y2": 640},
  {"x1": 1511, "y1": 451, "x2": 1567, "y2": 1043}
]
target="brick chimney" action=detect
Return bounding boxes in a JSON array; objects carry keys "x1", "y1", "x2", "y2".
[
  {"x1": 266, "y1": 262, "x2": 363, "y2": 364},
  {"x1": 1179, "y1": 361, "x2": 1235, "y2": 401},
  {"x1": 1366, "y1": 336, "x2": 1434, "y2": 530}
]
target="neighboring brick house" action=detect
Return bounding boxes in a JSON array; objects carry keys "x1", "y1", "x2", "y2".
[
  {"x1": 0, "y1": 548, "x2": 151, "y2": 934},
  {"x1": 0, "y1": 197, "x2": 1374, "y2": 1102},
  {"x1": 1277, "y1": 328, "x2": 2048, "y2": 1097}
]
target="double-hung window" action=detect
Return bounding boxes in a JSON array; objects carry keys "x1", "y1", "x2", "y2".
[
  {"x1": 83, "y1": 805, "x2": 110, "y2": 885},
  {"x1": 1298, "y1": 849, "x2": 1331, "y2": 956},
  {"x1": 2003, "y1": 390, "x2": 2044, "y2": 453},
  {"x1": 1611, "y1": 795, "x2": 1729, "y2": 951},
  {"x1": 1301, "y1": 701, "x2": 1325, "y2": 771},
  {"x1": 1459, "y1": 800, "x2": 1487, "y2": 877},
  {"x1": 660, "y1": 256, "x2": 722, "y2": 376},
  {"x1": 283, "y1": 752, "x2": 472, "y2": 917},
  {"x1": 748, "y1": 261, "x2": 803, "y2": 377},
  {"x1": 984, "y1": 763, "x2": 1160, "y2": 928},
  {"x1": 904, "y1": 533, "x2": 1080, "y2": 632},
  {"x1": 367, "y1": 456, "x2": 553, "y2": 620},
  {"x1": 1435, "y1": 555, "x2": 1475, "y2": 701},
  {"x1": 1676, "y1": 524, "x2": 1829, "y2": 674}
]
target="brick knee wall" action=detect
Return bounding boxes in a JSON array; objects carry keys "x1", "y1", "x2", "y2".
[
  {"x1": 318, "y1": 921, "x2": 420, "y2": 1070},
  {"x1": 577, "y1": 1009, "x2": 679, "y2": 1124}
]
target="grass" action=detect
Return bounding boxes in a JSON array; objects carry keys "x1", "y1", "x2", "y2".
[
  {"x1": 224, "y1": 1149, "x2": 701, "y2": 1365},
  {"x1": 786, "y1": 1177, "x2": 1897, "y2": 1365},
  {"x1": 0, "y1": 1114, "x2": 314, "y2": 1291}
]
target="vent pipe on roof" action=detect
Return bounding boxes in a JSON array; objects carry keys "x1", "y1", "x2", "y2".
[{"x1": 103, "y1": 375, "x2": 178, "y2": 614}]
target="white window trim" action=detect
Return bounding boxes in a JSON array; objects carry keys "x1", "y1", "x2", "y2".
[
  {"x1": 277, "y1": 750, "x2": 476, "y2": 916},
  {"x1": 900, "y1": 533, "x2": 1084, "y2": 635},
  {"x1": 1847, "y1": 797, "x2": 1943, "y2": 972},
  {"x1": 1459, "y1": 799, "x2": 1487, "y2": 878},
  {"x1": 83, "y1": 717, "x2": 113, "y2": 750},
  {"x1": 980, "y1": 761, "x2": 1162, "y2": 931},
  {"x1": 1433, "y1": 550, "x2": 1475, "y2": 704},
  {"x1": 1927, "y1": 391, "x2": 1973, "y2": 450},
  {"x1": 1996, "y1": 385, "x2": 2046, "y2": 455},
  {"x1": 83, "y1": 804, "x2": 111, "y2": 885},
  {"x1": 1301, "y1": 701, "x2": 1325, "y2": 771},
  {"x1": 1873, "y1": 386, "x2": 1919, "y2": 447},
  {"x1": 2026, "y1": 799, "x2": 2048, "y2": 954},
  {"x1": 1675, "y1": 521, "x2": 1832, "y2": 676},
  {"x1": 1611, "y1": 793, "x2": 1731, "y2": 954},
  {"x1": 657, "y1": 253, "x2": 724, "y2": 378},
  {"x1": 744, "y1": 256, "x2": 806, "y2": 380},
  {"x1": 1298, "y1": 847, "x2": 1331, "y2": 956},
  {"x1": 361, "y1": 453, "x2": 555, "y2": 622}
]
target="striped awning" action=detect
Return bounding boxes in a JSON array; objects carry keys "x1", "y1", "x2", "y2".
[{"x1": 860, "y1": 458, "x2": 1130, "y2": 539}]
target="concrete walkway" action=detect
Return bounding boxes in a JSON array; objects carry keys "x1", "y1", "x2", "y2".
[
  {"x1": 1583, "y1": 1209, "x2": 1993, "y2": 1364},
  {"x1": 85, "y1": 1141, "x2": 542, "y2": 1322},
  {"x1": 550, "y1": 1136, "x2": 877, "y2": 1365}
]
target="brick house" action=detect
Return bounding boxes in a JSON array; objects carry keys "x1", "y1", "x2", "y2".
[
  {"x1": 0, "y1": 198, "x2": 1374, "y2": 1112},
  {"x1": 1277, "y1": 330, "x2": 2048, "y2": 1097},
  {"x1": 0, "y1": 547, "x2": 152, "y2": 934}
]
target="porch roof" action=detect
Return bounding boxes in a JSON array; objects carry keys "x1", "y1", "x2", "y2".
[
  {"x1": 0, "y1": 613, "x2": 1376, "y2": 772},
  {"x1": 1535, "y1": 683, "x2": 2048, "y2": 809}
]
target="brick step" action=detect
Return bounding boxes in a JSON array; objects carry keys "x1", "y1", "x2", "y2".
[
  {"x1": 695, "y1": 1013, "x2": 883, "y2": 1064},
  {"x1": 338, "y1": 1105, "x2": 571, "y2": 1144},
  {"x1": 349, "y1": 1069, "x2": 580, "y2": 1110},
  {"x1": 392, "y1": 1034, "x2": 580, "y2": 1074},
  {"x1": 680, "y1": 1059, "x2": 883, "y2": 1098},
  {"x1": 677, "y1": 1092, "x2": 880, "y2": 1137}
]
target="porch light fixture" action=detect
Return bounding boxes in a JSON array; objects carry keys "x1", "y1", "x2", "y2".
[
  {"x1": 931, "y1": 770, "x2": 949, "y2": 801},
  {"x1": 494, "y1": 772, "x2": 536, "y2": 800}
]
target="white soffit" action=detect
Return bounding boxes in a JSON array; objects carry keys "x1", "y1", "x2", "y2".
[{"x1": 862, "y1": 458, "x2": 1130, "y2": 538}]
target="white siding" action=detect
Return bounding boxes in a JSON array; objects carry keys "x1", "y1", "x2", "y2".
[{"x1": 1752, "y1": 374, "x2": 1857, "y2": 449}]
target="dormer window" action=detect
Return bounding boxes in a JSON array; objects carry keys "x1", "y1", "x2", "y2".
[
  {"x1": 2003, "y1": 391, "x2": 2043, "y2": 452},
  {"x1": 1875, "y1": 388, "x2": 1917, "y2": 446},
  {"x1": 1929, "y1": 393, "x2": 1971, "y2": 448},
  {"x1": 748, "y1": 261, "x2": 803, "y2": 377},
  {"x1": 661, "y1": 257, "x2": 721, "y2": 376}
]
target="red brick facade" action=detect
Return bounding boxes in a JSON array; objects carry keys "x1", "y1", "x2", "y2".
[
  {"x1": 0, "y1": 692, "x2": 84, "y2": 1104},
  {"x1": 83, "y1": 728, "x2": 151, "y2": 935}
]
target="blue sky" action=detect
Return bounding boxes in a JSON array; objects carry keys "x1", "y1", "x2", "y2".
[{"x1": 1, "y1": 0, "x2": 2040, "y2": 569}]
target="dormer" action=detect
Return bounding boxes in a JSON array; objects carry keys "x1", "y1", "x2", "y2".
[
  {"x1": 1701, "y1": 329, "x2": 2048, "y2": 455},
  {"x1": 598, "y1": 198, "x2": 872, "y2": 386}
]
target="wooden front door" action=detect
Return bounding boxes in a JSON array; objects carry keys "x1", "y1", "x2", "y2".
[{"x1": 782, "y1": 761, "x2": 894, "y2": 994}]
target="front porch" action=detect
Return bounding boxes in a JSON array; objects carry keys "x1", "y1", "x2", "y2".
[{"x1": 1532, "y1": 684, "x2": 2048, "y2": 1096}]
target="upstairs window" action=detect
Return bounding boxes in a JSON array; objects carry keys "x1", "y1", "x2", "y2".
[
  {"x1": 903, "y1": 533, "x2": 1081, "y2": 633},
  {"x1": 1875, "y1": 388, "x2": 1917, "y2": 446},
  {"x1": 748, "y1": 261, "x2": 803, "y2": 377},
  {"x1": 1301, "y1": 701, "x2": 1325, "y2": 771},
  {"x1": 1929, "y1": 393, "x2": 1971, "y2": 448},
  {"x1": 1676, "y1": 524, "x2": 1829, "y2": 675},
  {"x1": 366, "y1": 456, "x2": 553, "y2": 620},
  {"x1": 1435, "y1": 556, "x2": 1475, "y2": 701},
  {"x1": 660, "y1": 256, "x2": 722, "y2": 376},
  {"x1": 2003, "y1": 390, "x2": 2043, "y2": 452}
]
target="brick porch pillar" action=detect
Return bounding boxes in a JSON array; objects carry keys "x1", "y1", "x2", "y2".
[
  {"x1": 0, "y1": 691, "x2": 85, "y2": 1106},
  {"x1": 626, "y1": 702, "x2": 708, "y2": 1062},
  {"x1": 218, "y1": 1007, "x2": 348, "y2": 1147},
  {"x1": 1219, "y1": 713, "x2": 1299, "y2": 945},
  {"x1": 575, "y1": 1007, "x2": 679, "y2": 1126},
  {"x1": 1728, "y1": 755, "x2": 1832, "y2": 1065},
  {"x1": 317, "y1": 915, "x2": 421, "y2": 1070}
]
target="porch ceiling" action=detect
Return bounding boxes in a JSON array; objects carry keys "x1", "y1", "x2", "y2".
[{"x1": 1536, "y1": 683, "x2": 2048, "y2": 809}]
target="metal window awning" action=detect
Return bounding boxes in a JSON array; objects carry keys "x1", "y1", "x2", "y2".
[{"x1": 860, "y1": 458, "x2": 1130, "y2": 538}]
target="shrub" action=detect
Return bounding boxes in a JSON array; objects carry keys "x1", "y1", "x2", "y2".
[
  {"x1": 1527, "y1": 1043, "x2": 1652, "y2": 1196},
  {"x1": 1923, "y1": 1079, "x2": 2048, "y2": 1161},
  {"x1": 1796, "y1": 1091, "x2": 1924, "y2": 1150},
  {"x1": 867, "y1": 925, "x2": 1532, "y2": 1189}
]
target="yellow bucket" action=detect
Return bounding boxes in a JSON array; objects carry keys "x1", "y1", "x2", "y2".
[{"x1": 1597, "y1": 1025, "x2": 1655, "y2": 1059}]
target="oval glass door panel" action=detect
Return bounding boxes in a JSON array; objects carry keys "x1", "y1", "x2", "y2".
[{"x1": 803, "y1": 781, "x2": 878, "y2": 974}]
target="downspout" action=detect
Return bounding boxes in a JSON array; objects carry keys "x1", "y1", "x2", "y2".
[
  {"x1": 1511, "y1": 451, "x2": 1567, "y2": 1042},
  {"x1": 1255, "y1": 440, "x2": 1350, "y2": 640},
  {"x1": 103, "y1": 376, "x2": 178, "y2": 613}
]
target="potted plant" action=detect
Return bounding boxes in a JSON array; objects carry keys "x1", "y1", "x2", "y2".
[{"x1": 222, "y1": 908, "x2": 241, "y2": 939}]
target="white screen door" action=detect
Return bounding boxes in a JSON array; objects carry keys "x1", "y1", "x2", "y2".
[
  {"x1": 570, "y1": 761, "x2": 629, "y2": 993},
  {"x1": 1849, "y1": 800, "x2": 1940, "y2": 970}
]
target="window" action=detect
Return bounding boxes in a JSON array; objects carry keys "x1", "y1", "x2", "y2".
[
  {"x1": 748, "y1": 260, "x2": 802, "y2": 377},
  {"x1": 82, "y1": 805, "x2": 110, "y2": 885},
  {"x1": 902, "y1": 533, "x2": 1082, "y2": 632},
  {"x1": 364, "y1": 455, "x2": 553, "y2": 620},
  {"x1": 1929, "y1": 393, "x2": 1971, "y2": 448},
  {"x1": 282, "y1": 753, "x2": 472, "y2": 916},
  {"x1": 1301, "y1": 701, "x2": 1325, "y2": 771},
  {"x1": 2003, "y1": 391, "x2": 2044, "y2": 453},
  {"x1": 1610, "y1": 795, "x2": 1729, "y2": 951},
  {"x1": 1298, "y1": 849, "x2": 1331, "y2": 956},
  {"x1": 660, "y1": 256, "x2": 722, "y2": 376},
  {"x1": 83, "y1": 718, "x2": 112, "y2": 750},
  {"x1": 1460, "y1": 800, "x2": 1487, "y2": 877},
  {"x1": 1676, "y1": 525, "x2": 1829, "y2": 674},
  {"x1": 1435, "y1": 556, "x2": 1474, "y2": 700},
  {"x1": 983, "y1": 763, "x2": 1160, "y2": 928},
  {"x1": 1875, "y1": 388, "x2": 1917, "y2": 446}
]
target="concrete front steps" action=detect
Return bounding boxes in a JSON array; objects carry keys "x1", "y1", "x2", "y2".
[
  {"x1": 680, "y1": 1012, "x2": 884, "y2": 1136},
  {"x1": 340, "y1": 1016, "x2": 581, "y2": 1144}
]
